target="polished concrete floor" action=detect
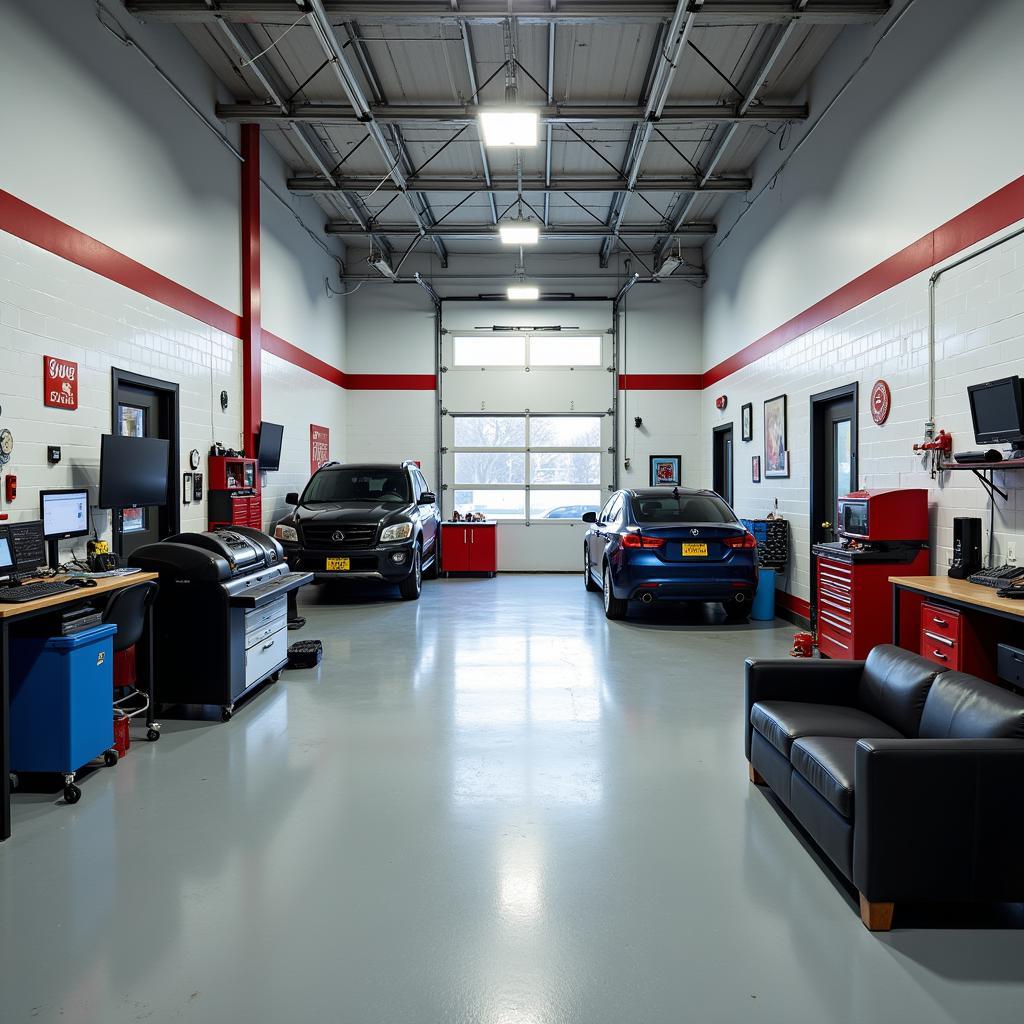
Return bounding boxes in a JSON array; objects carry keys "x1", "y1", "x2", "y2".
[{"x1": 2, "y1": 575, "x2": 1023, "y2": 1023}]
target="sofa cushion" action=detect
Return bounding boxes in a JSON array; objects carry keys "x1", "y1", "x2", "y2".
[
  {"x1": 919, "y1": 672, "x2": 1024, "y2": 739},
  {"x1": 790, "y1": 736, "x2": 858, "y2": 818},
  {"x1": 857, "y1": 644, "x2": 944, "y2": 737},
  {"x1": 750, "y1": 700, "x2": 901, "y2": 758}
]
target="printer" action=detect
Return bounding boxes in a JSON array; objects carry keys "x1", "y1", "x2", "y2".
[{"x1": 130, "y1": 527, "x2": 312, "y2": 720}]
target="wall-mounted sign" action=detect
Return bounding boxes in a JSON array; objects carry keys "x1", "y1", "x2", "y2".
[
  {"x1": 310, "y1": 424, "x2": 330, "y2": 475},
  {"x1": 870, "y1": 379, "x2": 891, "y2": 425},
  {"x1": 44, "y1": 355, "x2": 79, "y2": 410}
]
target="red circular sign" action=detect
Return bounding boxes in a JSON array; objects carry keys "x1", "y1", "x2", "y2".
[{"x1": 871, "y1": 380, "x2": 891, "y2": 424}]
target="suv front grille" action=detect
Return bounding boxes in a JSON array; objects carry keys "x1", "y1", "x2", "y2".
[{"x1": 301, "y1": 523, "x2": 378, "y2": 549}]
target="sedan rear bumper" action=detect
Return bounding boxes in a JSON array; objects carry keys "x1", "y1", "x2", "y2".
[{"x1": 611, "y1": 555, "x2": 757, "y2": 602}]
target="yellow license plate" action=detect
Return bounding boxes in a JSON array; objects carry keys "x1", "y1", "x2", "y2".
[
  {"x1": 326, "y1": 557, "x2": 351, "y2": 571},
  {"x1": 681, "y1": 543, "x2": 708, "y2": 557}
]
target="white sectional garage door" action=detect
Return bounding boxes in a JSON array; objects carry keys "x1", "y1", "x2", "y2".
[{"x1": 439, "y1": 311, "x2": 615, "y2": 571}]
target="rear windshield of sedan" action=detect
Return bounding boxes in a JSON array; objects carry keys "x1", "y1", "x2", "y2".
[
  {"x1": 633, "y1": 494, "x2": 736, "y2": 523},
  {"x1": 303, "y1": 469, "x2": 410, "y2": 504}
]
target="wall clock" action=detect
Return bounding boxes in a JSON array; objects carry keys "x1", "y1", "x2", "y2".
[
  {"x1": 189, "y1": 448, "x2": 201, "y2": 470},
  {"x1": 0, "y1": 427, "x2": 13, "y2": 467}
]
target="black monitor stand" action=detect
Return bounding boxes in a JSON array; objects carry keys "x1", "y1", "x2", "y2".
[{"x1": 47, "y1": 538, "x2": 61, "y2": 573}]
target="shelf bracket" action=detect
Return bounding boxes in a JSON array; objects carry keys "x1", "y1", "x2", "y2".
[{"x1": 973, "y1": 468, "x2": 1008, "y2": 501}]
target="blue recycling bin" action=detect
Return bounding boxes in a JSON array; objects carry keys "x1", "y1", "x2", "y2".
[
  {"x1": 751, "y1": 568, "x2": 777, "y2": 621},
  {"x1": 10, "y1": 624, "x2": 117, "y2": 779}
]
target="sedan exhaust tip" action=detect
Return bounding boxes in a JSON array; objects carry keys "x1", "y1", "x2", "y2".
[{"x1": 639, "y1": 591, "x2": 656, "y2": 604}]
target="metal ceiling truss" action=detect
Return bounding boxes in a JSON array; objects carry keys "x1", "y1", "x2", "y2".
[
  {"x1": 288, "y1": 175, "x2": 752, "y2": 194},
  {"x1": 126, "y1": 2, "x2": 892, "y2": 27},
  {"x1": 324, "y1": 222, "x2": 715, "y2": 238},
  {"x1": 215, "y1": 101, "x2": 808, "y2": 125}
]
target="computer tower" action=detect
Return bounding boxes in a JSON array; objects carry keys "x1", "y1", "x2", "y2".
[{"x1": 949, "y1": 517, "x2": 982, "y2": 579}]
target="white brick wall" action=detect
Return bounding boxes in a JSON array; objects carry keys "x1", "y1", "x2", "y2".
[
  {"x1": 0, "y1": 231, "x2": 241, "y2": 560},
  {"x1": 702, "y1": 229, "x2": 1024, "y2": 606}
]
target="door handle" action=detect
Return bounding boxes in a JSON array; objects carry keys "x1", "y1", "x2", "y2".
[{"x1": 261, "y1": 640, "x2": 274, "y2": 651}]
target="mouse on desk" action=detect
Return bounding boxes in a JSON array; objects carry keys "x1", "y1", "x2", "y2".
[{"x1": 68, "y1": 578, "x2": 98, "y2": 589}]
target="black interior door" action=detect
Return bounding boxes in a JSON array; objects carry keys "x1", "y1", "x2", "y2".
[
  {"x1": 712, "y1": 424, "x2": 734, "y2": 507},
  {"x1": 111, "y1": 370, "x2": 180, "y2": 558}
]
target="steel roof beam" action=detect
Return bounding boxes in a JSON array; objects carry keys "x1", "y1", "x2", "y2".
[
  {"x1": 324, "y1": 222, "x2": 717, "y2": 237},
  {"x1": 126, "y1": 2, "x2": 891, "y2": 27},
  {"x1": 289, "y1": 175, "x2": 752, "y2": 193},
  {"x1": 215, "y1": 101, "x2": 808, "y2": 124},
  {"x1": 460, "y1": 22, "x2": 499, "y2": 224}
]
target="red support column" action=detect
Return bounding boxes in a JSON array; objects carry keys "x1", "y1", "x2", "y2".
[{"x1": 241, "y1": 123, "x2": 262, "y2": 459}]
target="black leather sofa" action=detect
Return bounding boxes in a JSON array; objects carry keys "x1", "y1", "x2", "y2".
[{"x1": 745, "y1": 645, "x2": 1024, "y2": 930}]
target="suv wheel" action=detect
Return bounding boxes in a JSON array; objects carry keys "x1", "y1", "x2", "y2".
[
  {"x1": 603, "y1": 564, "x2": 627, "y2": 620},
  {"x1": 399, "y1": 546, "x2": 423, "y2": 601}
]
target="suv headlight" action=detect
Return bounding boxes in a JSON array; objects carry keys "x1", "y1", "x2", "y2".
[
  {"x1": 274, "y1": 524, "x2": 299, "y2": 543},
  {"x1": 380, "y1": 521, "x2": 413, "y2": 543}
]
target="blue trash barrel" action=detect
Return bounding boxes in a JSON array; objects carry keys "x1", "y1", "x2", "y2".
[{"x1": 751, "y1": 568, "x2": 777, "y2": 621}]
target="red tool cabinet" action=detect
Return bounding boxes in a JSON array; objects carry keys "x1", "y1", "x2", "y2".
[
  {"x1": 918, "y1": 601, "x2": 997, "y2": 680},
  {"x1": 815, "y1": 547, "x2": 930, "y2": 660},
  {"x1": 207, "y1": 455, "x2": 262, "y2": 531},
  {"x1": 441, "y1": 522, "x2": 497, "y2": 576}
]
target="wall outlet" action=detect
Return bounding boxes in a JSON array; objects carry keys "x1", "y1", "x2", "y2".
[{"x1": 1008, "y1": 541, "x2": 1017, "y2": 566}]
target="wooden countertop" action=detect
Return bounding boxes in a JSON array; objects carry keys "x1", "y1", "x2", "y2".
[
  {"x1": 889, "y1": 575, "x2": 1024, "y2": 619},
  {"x1": 0, "y1": 572, "x2": 159, "y2": 619}
]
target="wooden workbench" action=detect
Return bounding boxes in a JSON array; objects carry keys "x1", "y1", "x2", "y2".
[{"x1": 1, "y1": 571, "x2": 159, "y2": 841}]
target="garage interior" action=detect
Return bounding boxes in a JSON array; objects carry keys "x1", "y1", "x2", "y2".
[{"x1": 3, "y1": 1, "x2": 1024, "y2": 1021}]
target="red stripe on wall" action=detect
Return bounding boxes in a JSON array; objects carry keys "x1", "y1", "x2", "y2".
[
  {"x1": 617, "y1": 373, "x2": 702, "y2": 391},
  {"x1": 342, "y1": 373, "x2": 437, "y2": 391},
  {"x1": 0, "y1": 188, "x2": 242, "y2": 339},
  {"x1": 775, "y1": 590, "x2": 811, "y2": 623},
  {"x1": 702, "y1": 173, "x2": 1024, "y2": 388},
  {"x1": 261, "y1": 331, "x2": 345, "y2": 388}
]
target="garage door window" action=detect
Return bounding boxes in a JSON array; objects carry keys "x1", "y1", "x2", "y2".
[
  {"x1": 452, "y1": 336, "x2": 603, "y2": 368},
  {"x1": 452, "y1": 414, "x2": 603, "y2": 522}
]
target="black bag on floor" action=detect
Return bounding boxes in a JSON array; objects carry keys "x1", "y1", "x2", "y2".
[{"x1": 287, "y1": 640, "x2": 323, "y2": 668}]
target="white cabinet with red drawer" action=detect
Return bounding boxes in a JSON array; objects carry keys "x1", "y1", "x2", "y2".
[{"x1": 440, "y1": 522, "x2": 497, "y2": 577}]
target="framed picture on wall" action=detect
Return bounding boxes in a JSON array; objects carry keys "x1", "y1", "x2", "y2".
[
  {"x1": 751, "y1": 455, "x2": 761, "y2": 483},
  {"x1": 764, "y1": 395, "x2": 788, "y2": 477},
  {"x1": 650, "y1": 455, "x2": 681, "y2": 486},
  {"x1": 741, "y1": 403, "x2": 753, "y2": 442}
]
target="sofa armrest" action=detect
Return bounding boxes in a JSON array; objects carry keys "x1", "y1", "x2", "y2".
[
  {"x1": 853, "y1": 738, "x2": 1024, "y2": 903},
  {"x1": 744, "y1": 658, "x2": 864, "y2": 758}
]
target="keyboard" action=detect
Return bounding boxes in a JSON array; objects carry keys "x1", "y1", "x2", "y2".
[
  {"x1": 967, "y1": 565, "x2": 1024, "y2": 588},
  {"x1": 64, "y1": 568, "x2": 141, "y2": 579},
  {"x1": 0, "y1": 580, "x2": 81, "y2": 604}
]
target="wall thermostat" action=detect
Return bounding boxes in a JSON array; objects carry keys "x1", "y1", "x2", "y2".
[
  {"x1": 183, "y1": 472, "x2": 193, "y2": 504},
  {"x1": 47, "y1": 445, "x2": 62, "y2": 464},
  {"x1": 192, "y1": 472, "x2": 204, "y2": 502}
]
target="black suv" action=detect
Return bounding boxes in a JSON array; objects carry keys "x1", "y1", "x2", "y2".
[{"x1": 274, "y1": 461, "x2": 441, "y2": 600}]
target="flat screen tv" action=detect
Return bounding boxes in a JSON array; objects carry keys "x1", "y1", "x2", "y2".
[
  {"x1": 99, "y1": 434, "x2": 170, "y2": 508},
  {"x1": 257, "y1": 421, "x2": 284, "y2": 471},
  {"x1": 967, "y1": 375, "x2": 1024, "y2": 445}
]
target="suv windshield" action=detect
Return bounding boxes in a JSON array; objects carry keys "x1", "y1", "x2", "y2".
[
  {"x1": 303, "y1": 468, "x2": 411, "y2": 505},
  {"x1": 633, "y1": 493, "x2": 736, "y2": 524}
]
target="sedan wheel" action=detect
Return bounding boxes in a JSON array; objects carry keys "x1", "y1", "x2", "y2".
[
  {"x1": 584, "y1": 546, "x2": 600, "y2": 591},
  {"x1": 603, "y1": 565, "x2": 627, "y2": 620}
]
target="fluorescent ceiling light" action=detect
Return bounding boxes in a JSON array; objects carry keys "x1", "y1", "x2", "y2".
[
  {"x1": 370, "y1": 257, "x2": 396, "y2": 280},
  {"x1": 507, "y1": 285, "x2": 540, "y2": 301},
  {"x1": 499, "y1": 221, "x2": 540, "y2": 245},
  {"x1": 480, "y1": 109, "x2": 539, "y2": 148},
  {"x1": 654, "y1": 255, "x2": 684, "y2": 280}
]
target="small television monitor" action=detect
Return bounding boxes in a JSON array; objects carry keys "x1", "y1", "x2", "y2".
[
  {"x1": 41, "y1": 489, "x2": 90, "y2": 540},
  {"x1": 257, "y1": 422, "x2": 284, "y2": 471},
  {"x1": 967, "y1": 376, "x2": 1024, "y2": 445},
  {"x1": 99, "y1": 434, "x2": 170, "y2": 508}
]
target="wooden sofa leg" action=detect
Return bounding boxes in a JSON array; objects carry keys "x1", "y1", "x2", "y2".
[
  {"x1": 748, "y1": 762, "x2": 766, "y2": 785},
  {"x1": 859, "y1": 894, "x2": 894, "y2": 931}
]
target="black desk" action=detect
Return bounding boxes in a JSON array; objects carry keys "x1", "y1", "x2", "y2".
[{"x1": 0, "y1": 572, "x2": 160, "y2": 841}]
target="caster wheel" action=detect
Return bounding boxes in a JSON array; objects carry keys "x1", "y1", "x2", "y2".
[
  {"x1": 104, "y1": 749, "x2": 119, "y2": 767},
  {"x1": 270, "y1": 670, "x2": 281, "y2": 683},
  {"x1": 147, "y1": 728, "x2": 161, "y2": 742},
  {"x1": 9, "y1": 773, "x2": 19, "y2": 792},
  {"x1": 64, "y1": 784, "x2": 82, "y2": 805},
  {"x1": 221, "y1": 707, "x2": 233, "y2": 722}
]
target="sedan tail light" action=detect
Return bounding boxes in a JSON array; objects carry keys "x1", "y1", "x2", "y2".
[
  {"x1": 723, "y1": 532, "x2": 758, "y2": 550},
  {"x1": 622, "y1": 533, "x2": 666, "y2": 549}
]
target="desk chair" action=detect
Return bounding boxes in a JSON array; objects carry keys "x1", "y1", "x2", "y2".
[{"x1": 103, "y1": 581, "x2": 159, "y2": 742}]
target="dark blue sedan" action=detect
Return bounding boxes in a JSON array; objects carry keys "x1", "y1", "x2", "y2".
[{"x1": 583, "y1": 488, "x2": 759, "y2": 620}]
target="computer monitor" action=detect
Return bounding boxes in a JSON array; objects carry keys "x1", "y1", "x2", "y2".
[
  {"x1": 968, "y1": 375, "x2": 1024, "y2": 445},
  {"x1": 99, "y1": 434, "x2": 170, "y2": 508},
  {"x1": 8, "y1": 521, "x2": 47, "y2": 574},
  {"x1": 41, "y1": 489, "x2": 90, "y2": 540},
  {"x1": 257, "y1": 422, "x2": 284, "y2": 471},
  {"x1": 0, "y1": 526, "x2": 14, "y2": 580}
]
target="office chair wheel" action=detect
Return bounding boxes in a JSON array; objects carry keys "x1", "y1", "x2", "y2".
[
  {"x1": 64, "y1": 784, "x2": 81, "y2": 805},
  {"x1": 147, "y1": 728, "x2": 161, "y2": 742},
  {"x1": 270, "y1": 670, "x2": 282, "y2": 683},
  {"x1": 221, "y1": 706, "x2": 233, "y2": 722},
  {"x1": 9, "y1": 773, "x2": 18, "y2": 792},
  {"x1": 104, "y1": 749, "x2": 119, "y2": 767}
]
